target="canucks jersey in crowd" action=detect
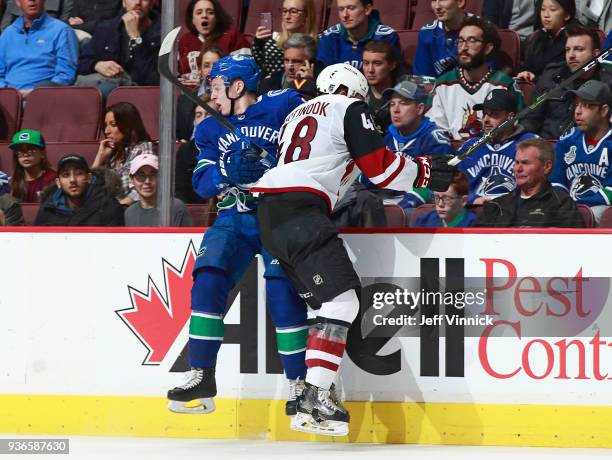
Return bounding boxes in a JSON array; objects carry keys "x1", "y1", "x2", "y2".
[
  {"x1": 381, "y1": 117, "x2": 454, "y2": 207},
  {"x1": 413, "y1": 19, "x2": 459, "y2": 78},
  {"x1": 458, "y1": 128, "x2": 537, "y2": 205},
  {"x1": 192, "y1": 89, "x2": 304, "y2": 213},
  {"x1": 550, "y1": 127, "x2": 612, "y2": 206},
  {"x1": 317, "y1": 10, "x2": 401, "y2": 69}
]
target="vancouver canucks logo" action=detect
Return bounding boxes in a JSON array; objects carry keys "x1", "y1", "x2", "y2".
[
  {"x1": 564, "y1": 146, "x2": 577, "y2": 165},
  {"x1": 475, "y1": 166, "x2": 515, "y2": 198},
  {"x1": 570, "y1": 174, "x2": 602, "y2": 200}
]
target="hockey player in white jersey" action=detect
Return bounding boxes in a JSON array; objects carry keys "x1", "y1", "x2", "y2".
[{"x1": 252, "y1": 63, "x2": 456, "y2": 436}]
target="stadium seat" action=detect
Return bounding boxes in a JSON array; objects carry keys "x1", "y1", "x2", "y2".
[
  {"x1": 397, "y1": 29, "x2": 419, "y2": 68},
  {"x1": 497, "y1": 29, "x2": 521, "y2": 74},
  {"x1": 178, "y1": 0, "x2": 243, "y2": 30},
  {"x1": 576, "y1": 204, "x2": 595, "y2": 228},
  {"x1": 106, "y1": 86, "x2": 160, "y2": 141},
  {"x1": 517, "y1": 80, "x2": 535, "y2": 105},
  {"x1": 409, "y1": 203, "x2": 435, "y2": 227},
  {"x1": 44, "y1": 142, "x2": 101, "y2": 170},
  {"x1": 20, "y1": 203, "x2": 40, "y2": 226},
  {"x1": 596, "y1": 29, "x2": 606, "y2": 49},
  {"x1": 384, "y1": 204, "x2": 406, "y2": 227},
  {"x1": 326, "y1": 0, "x2": 410, "y2": 30},
  {"x1": 599, "y1": 206, "x2": 612, "y2": 228},
  {"x1": 411, "y1": 0, "x2": 482, "y2": 30},
  {"x1": 186, "y1": 200, "x2": 217, "y2": 226},
  {"x1": 244, "y1": 0, "x2": 327, "y2": 36},
  {"x1": 21, "y1": 87, "x2": 103, "y2": 142},
  {"x1": 0, "y1": 88, "x2": 21, "y2": 141}
]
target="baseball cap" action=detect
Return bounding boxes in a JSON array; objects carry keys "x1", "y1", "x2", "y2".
[
  {"x1": 382, "y1": 80, "x2": 428, "y2": 103},
  {"x1": 9, "y1": 129, "x2": 46, "y2": 150},
  {"x1": 130, "y1": 154, "x2": 159, "y2": 175},
  {"x1": 567, "y1": 80, "x2": 612, "y2": 105},
  {"x1": 473, "y1": 89, "x2": 518, "y2": 113},
  {"x1": 57, "y1": 154, "x2": 90, "y2": 173}
]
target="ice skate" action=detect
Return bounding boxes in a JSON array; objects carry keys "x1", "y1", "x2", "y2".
[
  {"x1": 285, "y1": 378, "x2": 305, "y2": 416},
  {"x1": 167, "y1": 368, "x2": 217, "y2": 414},
  {"x1": 290, "y1": 383, "x2": 349, "y2": 436}
]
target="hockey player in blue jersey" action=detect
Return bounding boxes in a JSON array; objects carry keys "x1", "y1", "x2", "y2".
[
  {"x1": 167, "y1": 55, "x2": 309, "y2": 415},
  {"x1": 551, "y1": 80, "x2": 612, "y2": 222},
  {"x1": 413, "y1": 0, "x2": 468, "y2": 78},
  {"x1": 457, "y1": 89, "x2": 537, "y2": 205},
  {"x1": 317, "y1": 0, "x2": 402, "y2": 70}
]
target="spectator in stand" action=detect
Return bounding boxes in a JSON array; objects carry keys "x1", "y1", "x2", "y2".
[
  {"x1": 521, "y1": 24, "x2": 611, "y2": 140},
  {"x1": 176, "y1": 46, "x2": 224, "y2": 142},
  {"x1": 1, "y1": 0, "x2": 74, "y2": 31},
  {"x1": 365, "y1": 80, "x2": 454, "y2": 215},
  {"x1": 177, "y1": 0, "x2": 249, "y2": 88},
  {"x1": 0, "y1": 0, "x2": 78, "y2": 97},
  {"x1": 258, "y1": 33, "x2": 320, "y2": 99},
  {"x1": 550, "y1": 80, "x2": 612, "y2": 223},
  {"x1": 76, "y1": 0, "x2": 161, "y2": 97},
  {"x1": 414, "y1": 0, "x2": 468, "y2": 79},
  {"x1": 68, "y1": 0, "x2": 122, "y2": 43},
  {"x1": 457, "y1": 89, "x2": 537, "y2": 205},
  {"x1": 415, "y1": 172, "x2": 476, "y2": 227},
  {"x1": 35, "y1": 154, "x2": 125, "y2": 226},
  {"x1": 576, "y1": 0, "x2": 612, "y2": 37},
  {"x1": 8, "y1": 129, "x2": 57, "y2": 203},
  {"x1": 426, "y1": 16, "x2": 523, "y2": 141},
  {"x1": 516, "y1": 0, "x2": 579, "y2": 82},
  {"x1": 0, "y1": 170, "x2": 24, "y2": 225},
  {"x1": 474, "y1": 137, "x2": 584, "y2": 227},
  {"x1": 483, "y1": 0, "x2": 535, "y2": 45},
  {"x1": 252, "y1": 0, "x2": 318, "y2": 80},
  {"x1": 176, "y1": 105, "x2": 208, "y2": 204},
  {"x1": 125, "y1": 154, "x2": 192, "y2": 226},
  {"x1": 92, "y1": 102, "x2": 157, "y2": 206},
  {"x1": 317, "y1": 0, "x2": 402, "y2": 70},
  {"x1": 363, "y1": 40, "x2": 408, "y2": 133}
]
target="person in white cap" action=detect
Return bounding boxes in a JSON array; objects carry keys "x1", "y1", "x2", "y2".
[{"x1": 125, "y1": 154, "x2": 192, "y2": 227}]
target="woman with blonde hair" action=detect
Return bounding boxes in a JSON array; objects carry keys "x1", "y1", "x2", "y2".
[{"x1": 251, "y1": 0, "x2": 318, "y2": 79}]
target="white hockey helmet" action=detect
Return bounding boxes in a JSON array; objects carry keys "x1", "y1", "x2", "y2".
[{"x1": 316, "y1": 63, "x2": 369, "y2": 99}]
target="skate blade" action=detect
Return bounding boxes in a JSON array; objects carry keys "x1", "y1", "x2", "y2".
[
  {"x1": 290, "y1": 413, "x2": 349, "y2": 437},
  {"x1": 167, "y1": 398, "x2": 215, "y2": 414}
]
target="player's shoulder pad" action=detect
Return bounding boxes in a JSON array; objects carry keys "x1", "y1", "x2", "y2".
[
  {"x1": 265, "y1": 88, "x2": 290, "y2": 98},
  {"x1": 422, "y1": 19, "x2": 441, "y2": 30},
  {"x1": 558, "y1": 126, "x2": 577, "y2": 142},
  {"x1": 321, "y1": 24, "x2": 341, "y2": 36},
  {"x1": 375, "y1": 24, "x2": 396, "y2": 36}
]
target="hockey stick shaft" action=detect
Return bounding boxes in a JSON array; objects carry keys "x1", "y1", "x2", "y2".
[
  {"x1": 157, "y1": 27, "x2": 269, "y2": 160},
  {"x1": 448, "y1": 47, "x2": 612, "y2": 166}
]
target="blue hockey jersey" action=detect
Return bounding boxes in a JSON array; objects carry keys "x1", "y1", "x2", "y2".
[
  {"x1": 457, "y1": 130, "x2": 537, "y2": 205},
  {"x1": 192, "y1": 89, "x2": 304, "y2": 213},
  {"x1": 550, "y1": 127, "x2": 612, "y2": 206},
  {"x1": 413, "y1": 19, "x2": 459, "y2": 78},
  {"x1": 316, "y1": 10, "x2": 401, "y2": 69}
]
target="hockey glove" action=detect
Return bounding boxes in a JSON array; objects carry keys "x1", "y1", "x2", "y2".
[
  {"x1": 217, "y1": 146, "x2": 271, "y2": 185},
  {"x1": 413, "y1": 155, "x2": 458, "y2": 192}
]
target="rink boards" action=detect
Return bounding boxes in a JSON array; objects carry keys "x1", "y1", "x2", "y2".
[{"x1": 2, "y1": 227, "x2": 612, "y2": 447}]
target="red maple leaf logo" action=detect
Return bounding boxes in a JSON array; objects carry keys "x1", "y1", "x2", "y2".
[{"x1": 116, "y1": 242, "x2": 196, "y2": 365}]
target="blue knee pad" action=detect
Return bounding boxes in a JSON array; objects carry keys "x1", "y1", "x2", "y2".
[
  {"x1": 189, "y1": 267, "x2": 233, "y2": 369},
  {"x1": 266, "y1": 277, "x2": 307, "y2": 380}
]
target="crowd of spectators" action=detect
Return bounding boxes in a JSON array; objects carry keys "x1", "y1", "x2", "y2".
[{"x1": 0, "y1": 0, "x2": 610, "y2": 228}]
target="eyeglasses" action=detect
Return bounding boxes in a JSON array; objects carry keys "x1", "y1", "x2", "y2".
[
  {"x1": 279, "y1": 8, "x2": 304, "y2": 16},
  {"x1": 434, "y1": 195, "x2": 462, "y2": 204},
  {"x1": 455, "y1": 37, "x2": 484, "y2": 48},
  {"x1": 15, "y1": 148, "x2": 40, "y2": 157},
  {"x1": 133, "y1": 172, "x2": 158, "y2": 182}
]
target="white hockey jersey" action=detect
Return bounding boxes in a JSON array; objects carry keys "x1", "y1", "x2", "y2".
[{"x1": 251, "y1": 94, "x2": 420, "y2": 210}]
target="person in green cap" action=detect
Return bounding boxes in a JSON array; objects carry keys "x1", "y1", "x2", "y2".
[{"x1": 8, "y1": 129, "x2": 57, "y2": 203}]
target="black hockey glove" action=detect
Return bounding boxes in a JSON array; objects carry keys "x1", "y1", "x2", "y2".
[{"x1": 413, "y1": 155, "x2": 458, "y2": 192}]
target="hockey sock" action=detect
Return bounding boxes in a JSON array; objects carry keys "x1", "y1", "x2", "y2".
[
  {"x1": 305, "y1": 289, "x2": 360, "y2": 389},
  {"x1": 188, "y1": 267, "x2": 232, "y2": 369},
  {"x1": 266, "y1": 277, "x2": 308, "y2": 380}
]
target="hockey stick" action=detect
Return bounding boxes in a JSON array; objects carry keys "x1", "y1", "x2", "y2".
[
  {"x1": 157, "y1": 27, "x2": 269, "y2": 160},
  {"x1": 448, "y1": 47, "x2": 612, "y2": 166}
]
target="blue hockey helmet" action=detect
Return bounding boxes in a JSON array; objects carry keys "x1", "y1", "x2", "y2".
[{"x1": 210, "y1": 54, "x2": 260, "y2": 92}]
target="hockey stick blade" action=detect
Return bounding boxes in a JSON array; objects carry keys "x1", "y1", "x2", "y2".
[
  {"x1": 447, "y1": 47, "x2": 612, "y2": 167},
  {"x1": 157, "y1": 27, "x2": 269, "y2": 160}
]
